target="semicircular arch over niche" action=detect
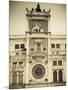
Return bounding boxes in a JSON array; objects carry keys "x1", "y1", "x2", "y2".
[
  {"x1": 18, "y1": 72, "x2": 23, "y2": 85},
  {"x1": 53, "y1": 71, "x2": 57, "y2": 82},
  {"x1": 12, "y1": 72, "x2": 17, "y2": 85},
  {"x1": 59, "y1": 70, "x2": 63, "y2": 82}
]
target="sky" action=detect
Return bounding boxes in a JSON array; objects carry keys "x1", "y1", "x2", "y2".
[{"x1": 9, "y1": 1, "x2": 66, "y2": 35}]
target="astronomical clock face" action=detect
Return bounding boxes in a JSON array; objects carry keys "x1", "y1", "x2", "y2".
[{"x1": 32, "y1": 64, "x2": 45, "y2": 79}]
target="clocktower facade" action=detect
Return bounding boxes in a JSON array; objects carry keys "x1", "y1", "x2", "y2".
[
  {"x1": 25, "y1": 3, "x2": 52, "y2": 87},
  {"x1": 9, "y1": 3, "x2": 66, "y2": 89}
]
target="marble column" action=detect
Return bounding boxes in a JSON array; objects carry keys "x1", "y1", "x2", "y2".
[
  {"x1": 48, "y1": 33, "x2": 52, "y2": 82},
  {"x1": 57, "y1": 70, "x2": 59, "y2": 82}
]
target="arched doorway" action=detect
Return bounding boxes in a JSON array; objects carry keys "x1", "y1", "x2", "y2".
[
  {"x1": 59, "y1": 70, "x2": 63, "y2": 82},
  {"x1": 12, "y1": 72, "x2": 17, "y2": 85},
  {"x1": 53, "y1": 71, "x2": 57, "y2": 82},
  {"x1": 18, "y1": 72, "x2": 23, "y2": 85}
]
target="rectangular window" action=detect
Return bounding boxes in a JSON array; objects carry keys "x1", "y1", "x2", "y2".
[
  {"x1": 37, "y1": 43, "x2": 41, "y2": 51},
  {"x1": 43, "y1": 48, "x2": 46, "y2": 51},
  {"x1": 20, "y1": 44, "x2": 25, "y2": 48},
  {"x1": 29, "y1": 61, "x2": 32, "y2": 64},
  {"x1": 51, "y1": 44, "x2": 55, "y2": 48},
  {"x1": 53, "y1": 61, "x2": 57, "y2": 66},
  {"x1": 23, "y1": 48, "x2": 26, "y2": 51},
  {"x1": 31, "y1": 48, "x2": 34, "y2": 51},
  {"x1": 13, "y1": 62, "x2": 17, "y2": 67},
  {"x1": 58, "y1": 61, "x2": 62, "y2": 65},
  {"x1": 16, "y1": 52, "x2": 19, "y2": 55},
  {"x1": 65, "y1": 44, "x2": 66, "y2": 48},
  {"x1": 56, "y1": 44, "x2": 60, "y2": 48},
  {"x1": 15, "y1": 44, "x2": 19, "y2": 49},
  {"x1": 19, "y1": 62, "x2": 23, "y2": 67}
]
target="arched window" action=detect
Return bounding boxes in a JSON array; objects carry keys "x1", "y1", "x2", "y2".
[
  {"x1": 59, "y1": 70, "x2": 63, "y2": 82},
  {"x1": 12, "y1": 72, "x2": 17, "y2": 85},
  {"x1": 18, "y1": 72, "x2": 23, "y2": 85},
  {"x1": 53, "y1": 71, "x2": 57, "y2": 82}
]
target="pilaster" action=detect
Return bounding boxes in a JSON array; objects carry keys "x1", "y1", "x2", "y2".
[{"x1": 25, "y1": 33, "x2": 30, "y2": 85}]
